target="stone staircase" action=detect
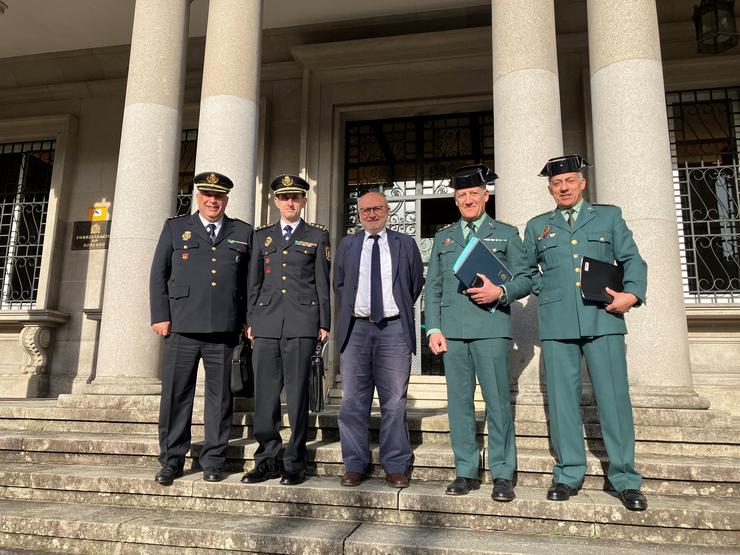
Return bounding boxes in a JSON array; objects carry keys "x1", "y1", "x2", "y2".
[{"x1": 0, "y1": 394, "x2": 738, "y2": 553}]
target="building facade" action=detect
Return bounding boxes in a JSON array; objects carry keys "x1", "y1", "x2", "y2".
[{"x1": 0, "y1": 0, "x2": 738, "y2": 414}]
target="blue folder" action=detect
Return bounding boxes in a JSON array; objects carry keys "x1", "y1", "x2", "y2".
[{"x1": 453, "y1": 237, "x2": 513, "y2": 289}]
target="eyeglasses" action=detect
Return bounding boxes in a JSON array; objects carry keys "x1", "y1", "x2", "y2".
[{"x1": 359, "y1": 205, "x2": 388, "y2": 216}]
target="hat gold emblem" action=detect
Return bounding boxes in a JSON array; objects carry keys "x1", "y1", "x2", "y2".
[
  {"x1": 265, "y1": 236, "x2": 272, "y2": 247},
  {"x1": 281, "y1": 175, "x2": 294, "y2": 186},
  {"x1": 207, "y1": 173, "x2": 219, "y2": 185},
  {"x1": 182, "y1": 231, "x2": 192, "y2": 240}
]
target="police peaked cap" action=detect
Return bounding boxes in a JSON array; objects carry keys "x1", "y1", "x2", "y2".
[
  {"x1": 194, "y1": 172, "x2": 234, "y2": 193},
  {"x1": 450, "y1": 164, "x2": 498, "y2": 190},
  {"x1": 538, "y1": 155, "x2": 591, "y2": 178},
  {"x1": 270, "y1": 174, "x2": 310, "y2": 196}
]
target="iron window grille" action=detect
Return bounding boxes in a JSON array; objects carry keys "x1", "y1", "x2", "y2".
[
  {"x1": 667, "y1": 87, "x2": 740, "y2": 303},
  {"x1": 177, "y1": 129, "x2": 198, "y2": 216},
  {"x1": 0, "y1": 140, "x2": 55, "y2": 309}
]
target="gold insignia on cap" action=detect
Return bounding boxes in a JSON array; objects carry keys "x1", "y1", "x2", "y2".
[
  {"x1": 282, "y1": 175, "x2": 294, "y2": 186},
  {"x1": 265, "y1": 236, "x2": 272, "y2": 247},
  {"x1": 207, "y1": 173, "x2": 219, "y2": 184},
  {"x1": 543, "y1": 225, "x2": 550, "y2": 237},
  {"x1": 182, "y1": 231, "x2": 192, "y2": 240}
]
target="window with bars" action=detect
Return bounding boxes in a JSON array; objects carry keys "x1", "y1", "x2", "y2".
[
  {"x1": 667, "y1": 87, "x2": 740, "y2": 303},
  {"x1": 0, "y1": 140, "x2": 55, "y2": 309},
  {"x1": 177, "y1": 129, "x2": 198, "y2": 216}
]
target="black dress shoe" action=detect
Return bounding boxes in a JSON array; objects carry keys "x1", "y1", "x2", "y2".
[
  {"x1": 241, "y1": 462, "x2": 280, "y2": 484},
  {"x1": 547, "y1": 482, "x2": 579, "y2": 501},
  {"x1": 618, "y1": 489, "x2": 647, "y2": 511},
  {"x1": 154, "y1": 464, "x2": 183, "y2": 486},
  {"x1": 445, "y1": 477, "x2": 480, "y2": 496},
  {"x1": 280, "y1": 470, "x2": 306, "y2": 485},
  {"x1": 491, "y1": 478, "x2": 515, "y2": 502},
  {"x1": 202, "y1": 467, "x2": 224, "y2": 482}
]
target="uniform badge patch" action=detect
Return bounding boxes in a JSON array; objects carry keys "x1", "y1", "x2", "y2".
[
  {"x1": 182, "y1": 252, "x2": 189, "y2": 261},
  {"x1": 182, "y1": 231, "x2": 191, "y2": 240},
  {"x1": 542, "y1": 225, "x2": 550, "y2": 237},
  {"x1": 325, "y1": 246, "x2": 331, "y2": 261},
  {"x1": 443, "y1": 238, "x2": 452, "y2": 246},
  {"x1": 265, "y1": 236, "x2": 272, "y2": 247}
]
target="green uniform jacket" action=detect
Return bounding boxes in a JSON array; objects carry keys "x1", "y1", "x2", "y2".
[
  {"x1": 425, "y1": 215, "x2": 532, "y2": 339},
  {"x1": 523, "y1": 202, "x2": 647, "y2": 340}
]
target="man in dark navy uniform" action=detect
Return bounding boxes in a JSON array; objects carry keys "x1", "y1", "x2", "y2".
[
  {"x1": 150, "y1": 171, "x2": 252, "y2": 485},
  {"x1": 241, "y1": 174, "x2": 331, "y2": 486}
]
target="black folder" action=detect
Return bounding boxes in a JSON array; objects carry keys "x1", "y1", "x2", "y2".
[
  {"x1": 453, "y1": 237, "x2": 513, "y2": 289},
  {"x1": 580, "y1": 256, "x2": 624, "y2": 303}
]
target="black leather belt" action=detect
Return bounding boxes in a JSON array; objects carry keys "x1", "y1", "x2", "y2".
[{"x1": 354, "y1": 314, "x2": 400, "y2": 323}]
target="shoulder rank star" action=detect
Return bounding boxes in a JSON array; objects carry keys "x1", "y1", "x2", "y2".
[
  {"x1": 264, "y1": 236, "x2": 272, "y2": 247},
  {"x1": 182, "y1": 231, "x2": 191, "y2": 240}
]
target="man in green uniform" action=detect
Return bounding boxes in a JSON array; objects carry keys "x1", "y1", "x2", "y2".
[
  {"x1": 426, "y1": 164, "x2": 531, "y2": 502},
  {"x1": 524, "y1": 155, "x2": 648, "y2": 511}
]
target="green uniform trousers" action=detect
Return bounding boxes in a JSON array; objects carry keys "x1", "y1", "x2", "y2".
[
  {"x1": 443, "y1": 337, "x2": 516, "y2": 480},
  {"x1": 542, "y1": 334, "x2": 641, "y2": 491}
]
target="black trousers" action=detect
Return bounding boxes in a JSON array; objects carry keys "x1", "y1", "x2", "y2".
[
  {"x1": 252, "y1": 336, "x2": 317, "y2": 472},
  {"x1": 158, "y1": 332, "x2": 238, "y2": 470}
]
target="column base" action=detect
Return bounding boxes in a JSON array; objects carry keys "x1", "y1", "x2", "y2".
[
  {"x1": 85, "y1": 376, "x2": 162, "y2": 396},
  {"x1": 628, "y1": 385, "x2": 710, "y2": 410}
]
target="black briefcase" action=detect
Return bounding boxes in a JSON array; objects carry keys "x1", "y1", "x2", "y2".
[
  {"x1": 309, "y1": 340, "x2": 327, "y2": 413},
  {"x1": 231, "y1": 335, "x2": 254, "y2": 397}
]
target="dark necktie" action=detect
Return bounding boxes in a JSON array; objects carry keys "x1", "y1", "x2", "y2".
[
  {"x1": 206, "y1": 223, "x2": 216, "y2": 243},
  {"x1": 565, "y1": 209, "x2": 575, "y2": 229},
  {"x1": 369, "y1": 234, "x2": 384, "y2": 323},
  {"x1": 283, "y1": 225, "x2": 293, "y2": 242},
  {"x1": 466, "y1": 221, "x2": 477, "y2": 243}
]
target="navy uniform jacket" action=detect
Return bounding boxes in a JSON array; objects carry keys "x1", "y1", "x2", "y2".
[
  {"x1": 149, "y1": 213, "x2": 252, "y2": 333},
  {"x1": 248, "y1": 220, "x2": 331, "y2": 338},
  {"x1": 425, "y1": 214, "x2": 532, "y2": 340},
  {"x1": 523, "y1": 202, "x2": 647, "y2": 340}
]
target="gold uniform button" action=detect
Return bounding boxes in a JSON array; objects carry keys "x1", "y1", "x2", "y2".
[
  {"x1": 281, "y1": 288, "x2": 287, "y2": 294},
  {"x1": 183, "y1": 245, "x2": 188, "y2": 250},
  {"x1": 573, "y1": 254, "x2": 579, "y2": 258},
  {"x1": 600, "y1": 236, "x2": 605, "y2": 241},
  {"x1": 575, "y1": 267, "x2": 580, "y2": 273},
  {"x1": 212, "y1": 258, "x2": 217, "y2": 262},
  {"x1": 492, "y1": 248, "x2": 498, "y2": 253},
  {"x1": 282, "y1": 275, "x2": 287, "y2": 281},
  {"x1": 282, "y1": 250, "x2": 288, "y2": 255},
  {"x1": 576, "y1": 280, "x2": 581, "y2": 287},
  {"x1": 259, "y1": 302, "x2": 264, "y2": 306},
  {"x1": 211, "y1": 269, "x2": 217, "y2": 274},
  {"x1": 211, "y1": 282, "x2": 217, "y2": 287},
  {"x1": 282, "y1": 262, "x2": 287, "y2": 268},
  {"x1": 311, "y1": 301, "x2": 316, "y2": 305},
  {"x1": 571, "y1": 239, "x2": 578, "y2": 245},
  {"x1": 211, "y1": 246, "x2": 217, "y2": 251},
  {"x1": 304, "y1": 249, "x2": 309, "y2": 254}
]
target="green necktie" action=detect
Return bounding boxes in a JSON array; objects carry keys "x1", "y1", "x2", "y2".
[
  {"x1": 565, "y1": 209, "x2": 575, "y2": 229},
  {"x1": 466, "y1": 221, "x2": 476, "y2": 243}
]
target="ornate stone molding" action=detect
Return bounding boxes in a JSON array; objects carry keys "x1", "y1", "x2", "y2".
[{"x1": 19, "y1": 325, "x2": 53, "y2": 375}]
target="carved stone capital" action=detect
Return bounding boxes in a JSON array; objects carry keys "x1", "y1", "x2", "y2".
[{"x1": 19, "y1": 325, "x2": 53, "y2": 375}]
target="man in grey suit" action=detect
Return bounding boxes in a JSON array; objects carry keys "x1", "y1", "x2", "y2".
[
  {"x1": 334, "y1": 191, "x2": 424, "y2": 488},
  {"x1": 241, "y1": 174, "x2": 331, "y2": 486},
  {"x1": 150, "y1": 172, "x2": 252, "y2": 486}
]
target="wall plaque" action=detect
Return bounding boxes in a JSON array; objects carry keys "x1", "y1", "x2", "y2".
[{"x1": 71, "y1": 220, "x2": 111, "y2": 250}]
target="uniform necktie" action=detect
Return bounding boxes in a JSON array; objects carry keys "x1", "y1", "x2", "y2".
[
  {"x1": 565, "y1": 209, "x2": 575, "y2": 229},
  {"x1": 369, "y1": 234, "x2": 384, "y2": 323},
  {"x1": 283, "y1": 225, "x2": 293, "y2": 242},
  {"x1": 466, "y1": 221, "x2": 477, "y2": 243},
  {"x1": 206, "y1": 223, "x2": 216, "y2": 243}
]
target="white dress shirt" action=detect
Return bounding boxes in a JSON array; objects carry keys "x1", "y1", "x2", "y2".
[
  {"x1": 198, "y1": 214, "x2": 224, "y2": 236},
  {"x1": 280, "y1": 218, "x2": 301, "y2": 237},
  {"x1": 354, "y1": 227, "x2": 400, "y2": 318}
]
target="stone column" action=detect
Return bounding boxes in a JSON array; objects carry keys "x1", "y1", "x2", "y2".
[
  {"x1": 195, "y1": 0, "x2": 262, "y2": 222},
  {"x1": 492, "y1": 0, "x2": 564, "y2": 404},
  {"x1": 89, "y1": 0, "x2": 190, "y2": 394},
  {"x1": 587, "y1": 0, "x2": 706, "y2": 408}
]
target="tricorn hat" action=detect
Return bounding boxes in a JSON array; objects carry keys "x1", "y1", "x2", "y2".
[
  {"x1": 450, "y1": 164, "x2": 498, "y2": 190},
  {"x1": 538, "y1": 155, "x2": 591, "y2": 178}
]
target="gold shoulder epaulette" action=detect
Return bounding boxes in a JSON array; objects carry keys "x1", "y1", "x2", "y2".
[
  {"x1": 592, "y1": 203, "x2": 616, "y2": 208},
  {"x1": 256, "y1": 223, "x2": 273, "y2": 231},
  {"x1": 167, "y1": 214, "x2": 188, "y2": 221},
  {"x1": 307, "y1": 222, "x2": 328, "y2": 231},
  {"x1": 435, "y1": 222, "x2": 455, "y2": 234}
]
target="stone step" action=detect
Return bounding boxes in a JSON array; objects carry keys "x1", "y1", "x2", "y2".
[
  {"x1": 0, "y1": 431, "x2": 737, "y2": 496},
  {"x1": 0, "y1": 465, "x2": 737, "y2": 548}
]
